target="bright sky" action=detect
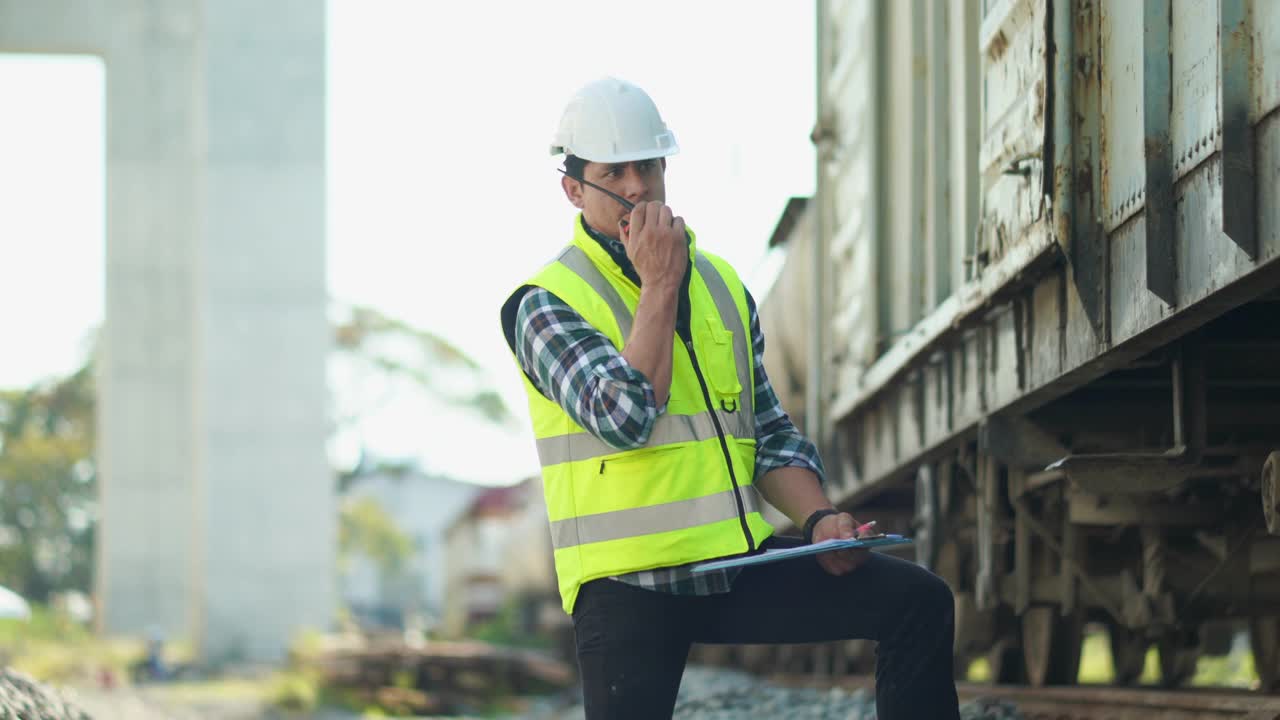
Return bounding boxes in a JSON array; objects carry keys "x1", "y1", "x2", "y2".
[{"x1": 0, "y1": 1, "x2": 815, "y2": 485}]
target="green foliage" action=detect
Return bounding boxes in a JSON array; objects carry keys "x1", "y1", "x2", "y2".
[
  {"x1": 1191, "y1": 647, "x2": 1258, "y2": 688},
  {"x1": 468, "y1": 596, "x2": 553, "y2": 651},
  {"x1": 1079, "y1": 629, "x2": 1259, "y2": 688},
  {"x1": 268, "y1": 668, "x2": 320, "y2": 712},
  {"x1": 1076, "y1": 630, "x2": 1112, "y2": 683},
  {"x1": 965, "y1": 656, "x2": 990, "y2": 682},
  {"x1": 0, "y1": 363, "x2": 96, "y2": 602},
  {"x1": 146, "y1": 676, "x2": 274, "y2": 706},
  {"x1": 0, "y1": 604, "x2": 142, "y2": 683},
  {"x1": 338, "y1": 497, "x2": 414, "y2": 575},
  {"x1": 0, "y1": 605, "x2": 90, "y2": 647},
  {"x1": 0, "y1": 307, "x2": 509, "y2": 604},
  {"x1": 332, "y1": 303, "x2": 512, "y2": 427}
]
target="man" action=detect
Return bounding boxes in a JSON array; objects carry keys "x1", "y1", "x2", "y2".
[{"x1": 500, "y1": 77, "x2": 960, "y2": 719}]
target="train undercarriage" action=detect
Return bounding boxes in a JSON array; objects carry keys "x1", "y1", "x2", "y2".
[{"x1": 827, "y1": 298, "x2": 1280, "y2": 691}]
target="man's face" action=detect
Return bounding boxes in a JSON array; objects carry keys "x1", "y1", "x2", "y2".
[{"x1": 561, "y1": 158, "x2": 667, "y2": 238}]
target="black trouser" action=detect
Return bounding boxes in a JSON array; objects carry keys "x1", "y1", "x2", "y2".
[{"x1": 570, "y1": 539, "x2": 961, "y2": 720}]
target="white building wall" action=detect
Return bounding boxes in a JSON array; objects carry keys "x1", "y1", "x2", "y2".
[
  {"x1": 341, "y1": 470, "x2": 478, "y2": 630},
  {"x1": 500, "y1": 478, "x2": 555, "y2": 598}
]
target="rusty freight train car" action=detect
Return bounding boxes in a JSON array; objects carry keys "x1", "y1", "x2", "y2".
[{"x1": 756, "y1": 0, "x2": 1280, "y2": 690}]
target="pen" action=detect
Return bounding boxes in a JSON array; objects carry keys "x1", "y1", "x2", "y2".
[{"x1": 854, "y1": 520, "x2": 877, "y2": 538}]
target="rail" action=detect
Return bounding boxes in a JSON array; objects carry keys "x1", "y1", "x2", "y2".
[{"x1": 770, "y1": 674, "x2": 1280, "y2": 719}]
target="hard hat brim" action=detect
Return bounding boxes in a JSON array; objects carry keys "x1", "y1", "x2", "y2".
[{"x1": 550, "y1": 145, "x2": 680, "y2": 163}]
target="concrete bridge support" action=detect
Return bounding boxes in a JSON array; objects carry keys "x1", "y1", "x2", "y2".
[{"x1": 0, "y1": 0, "x2": 333, "y2": 662}]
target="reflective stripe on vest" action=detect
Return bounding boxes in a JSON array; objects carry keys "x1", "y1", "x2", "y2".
[
  {"x1": 532, "y1": 247, "x2": 756, "y2": 469},
  {"x1": 536, "y1": 408, "x2": 753, "y2": 466},
  {"x1": 556, "y1": 245, "x2": 634, "y2": 339},
  {"x1": 549, "y1": 485, "x2": 763, "y2": 549}
]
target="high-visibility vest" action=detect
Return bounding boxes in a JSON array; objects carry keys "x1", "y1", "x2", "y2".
[{"x1": 501, "y1": 217, "x2": 775, "y2": 613}]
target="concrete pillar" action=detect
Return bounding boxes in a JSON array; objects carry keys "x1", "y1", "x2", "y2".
[
  {"x1": 197, "y1": 0, "x2": 332, "y2": 663},
  {"x1": 0, "y1": 0, "x2": 332, "y2": 662}
]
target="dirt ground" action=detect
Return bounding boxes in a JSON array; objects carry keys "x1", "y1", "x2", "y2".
[{"x1": 67, "y1": 687, "x2": 360, "y2": 720}]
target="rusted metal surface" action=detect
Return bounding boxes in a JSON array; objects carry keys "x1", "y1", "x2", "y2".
[
  {"x1": 979, "y1": 0, "x2": 1048, "y2": 272},
  {"x1": 770, "y1": 673, "x2": 1280, "y2": 718},
  {"x1": 1144, "y1": 0, "x2": 1176, "y2": 304},
  {"x1": 782, "y1": 5, "x2": 1280, "y2": 688},
  {"x1": 1101, "y1": 0, "x2": 1147, "y2": 236},
  {"x1": 1170, "y1": 0, "x2": 1220, "y2": 186},
  {"x1": 1014, "y1": 470, "x2": 1032, "y2": 614},
  {"x1": 976, "y1": 452, "x2": 1000, "y2": 611},
  {"x1": 829, "y1": 114, "x2": 1280, "y2": 503},
  {"x1": 1221, "y1": 0, "x2": 1257, "y2": 259},
  {"x1": 1066, "y1": 490, "x2": 1224, "y2": 525},
  {"x1": 980, "y1": 414, "x2": 1070, "y2": 470},
  {"x1": 927, "y1": 0, "x2": 954, "y2": 307},
  {"x1": 1050, "y1": 453, "x2": 1194, "y2": 493},
  {"x1": 1071, "y1": 0, "x2": 1109, "y2": 336},
  {"x1": 801, "y1": 0, "x2": 1280, "y2": 503},
  {"x1": 963, "y1": 683, "x2": 1280, "y2": 719},
  {"x1": 1050, "y1": 0, "x2": 1074, "y2": 263},
  {"x1": 1256, "y1": 0, "x2": 1280, "y2": 124},
  {"x1": 822, "y1": 0, "x2": 878, "y2": 392}
]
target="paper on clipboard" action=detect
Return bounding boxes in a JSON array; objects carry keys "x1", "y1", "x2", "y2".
[{"x1": 690, "y1": 535, "x2": 913, "y2": 574}]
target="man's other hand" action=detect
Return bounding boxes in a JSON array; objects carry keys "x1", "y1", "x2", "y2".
[
  {"x1": 620, "y1": 201, "x2": 687, "y2": 293},
  {"x1": 811, "y1": 512, "x2": 871, "y2": 576}
]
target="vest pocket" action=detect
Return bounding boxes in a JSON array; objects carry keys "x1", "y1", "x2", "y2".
[
  {"x1": 697, "y1": 318, "x2": 742, "y2": 413},
  {"x1": 598, "y1": 445, "x2": 683, "y2": 474},
  {"x1": 593, "y1": 445, "x2": 688, "y2": 512}
]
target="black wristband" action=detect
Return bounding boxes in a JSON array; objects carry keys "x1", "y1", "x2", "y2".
[{"x1": 802, "y1": 508, "x2": 840, "y2": 545}]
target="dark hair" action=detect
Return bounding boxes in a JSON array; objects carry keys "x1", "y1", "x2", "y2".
[{"x1": 564, "y1": 154, "x2": 587, "y2": 181}]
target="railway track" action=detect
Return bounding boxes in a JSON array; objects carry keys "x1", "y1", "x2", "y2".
[{"x1": 770, "y1": 674, "x2": 1280, "y2": 719}]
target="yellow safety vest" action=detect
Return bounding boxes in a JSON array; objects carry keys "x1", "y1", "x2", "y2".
[{"x1": 501, "y1": 217, "x2": 775, "y2": 613}]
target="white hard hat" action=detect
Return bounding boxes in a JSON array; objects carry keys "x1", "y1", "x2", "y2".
[{"x1": 550, "y1": 77, "x2": 679, "y2": 163}]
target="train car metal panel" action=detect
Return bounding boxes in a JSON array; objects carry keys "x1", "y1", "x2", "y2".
[{"x1": 752, "y1": 2, "x2": 1280, "y2": 686}]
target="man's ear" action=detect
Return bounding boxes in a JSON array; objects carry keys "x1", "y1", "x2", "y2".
[{"x1": 561, "y1": 175, "x2": 585, "y2": 209}]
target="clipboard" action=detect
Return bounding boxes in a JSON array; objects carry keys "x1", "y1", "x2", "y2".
[{"x1": 690, "y1": 534, "x2": 914, "y2": 574}]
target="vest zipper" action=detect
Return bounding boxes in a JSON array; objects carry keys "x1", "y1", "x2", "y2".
[{"x1": 684, "y1": 339, "x2": 755, "y2": 554}]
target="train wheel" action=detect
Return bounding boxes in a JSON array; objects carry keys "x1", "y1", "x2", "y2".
[
  {"x1": 1021, "y1": 606, "x2": 1083, "y2": 686},
  {"x1": 1109, "y1": 624, "x2": 1148, "y2": 686},
  {"x1": 1157, "y1": 630, "x2": 1198, "y2": 688},
  {"x1": 987, "y1": 638, "x2": 1028, "y2": 685},
  {"x1": 1251, "y1": 615, "x2": 1279, "y2": 693}
]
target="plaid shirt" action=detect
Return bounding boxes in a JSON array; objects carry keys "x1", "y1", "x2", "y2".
[{"x1": 513, "y1": 221, "x2": 825, "y2": 595}]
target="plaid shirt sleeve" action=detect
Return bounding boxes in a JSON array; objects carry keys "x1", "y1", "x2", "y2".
[
  {"x1": 514, "y1": 287, "x2": 659, "y2": 450},
  {"x1": 746, "y1": 291, "x2": 827, "y2": 485}
]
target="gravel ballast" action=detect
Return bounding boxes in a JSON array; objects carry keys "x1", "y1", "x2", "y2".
[
  {"x1": 2, "y1": 663, "x2": 1024, "y2": 719},
  {"x1": 0, "y1": 669, "x2": 91, "y2": 720},
  {"x1": 524, "y1": 665, "x2": 1025, "y2": 719}
]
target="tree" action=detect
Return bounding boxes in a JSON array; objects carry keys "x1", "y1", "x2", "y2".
[
  {"x1": 330, "y1": 302, "x2": 513, "y2": 490},
  {"x1": 0, "y1": 304, "x2": 511, "y2": 602},
  {"x1": 332, "y1": 303, "x2": 511, "y2": 427},
  {"x1": 337, "y1": 496, "x2": 413, "y2": 576},
  {"x1": 0, "y1": 363, "x2": 96, "y2": 602}
]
